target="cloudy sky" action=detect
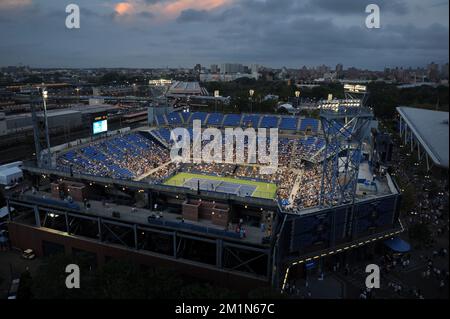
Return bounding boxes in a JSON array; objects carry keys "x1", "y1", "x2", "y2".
[{"x1": 0, "y1": 0, "x2": 448, "y2": 69}]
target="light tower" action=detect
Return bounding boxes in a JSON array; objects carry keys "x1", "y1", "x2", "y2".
[
  {"x1": 295, "y1": 90, "x2": 301, "y2": 108},
  {"x1": 249, "y1": 89, "x2": 255, "y2": 113},
  {"x1": 30, "y1": 85, "x2": 53, "y2": 168},
  {"x1": 319, "y1": 91, "x2": 373, "y2": 207}
]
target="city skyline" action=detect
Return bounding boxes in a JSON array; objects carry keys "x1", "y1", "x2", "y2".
[{"x1": 0, "y1": 0, "x2": 448, "y2": 69}]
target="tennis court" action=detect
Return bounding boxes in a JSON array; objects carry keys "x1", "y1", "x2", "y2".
[{"x1": 164, "y1": 172, "x2": 277, "y2": 199}]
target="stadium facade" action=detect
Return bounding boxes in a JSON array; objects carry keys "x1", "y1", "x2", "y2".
[{"x1": 5, "y1": 105, "x2": 403, "y2": 292}]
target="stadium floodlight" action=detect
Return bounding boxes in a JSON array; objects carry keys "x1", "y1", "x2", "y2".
[
  {"x1": 41, "y1": 87, "x2": 52, "y2": 167},
  {"x1": 249, "y1": 89, "x2": 255, "y2": 113},
  {"x1": 214, "y1": 90, "x2": 220, "y2": 112},
  {"x1": 295, "y1": 90, "x2": 301, "y2": 108}
]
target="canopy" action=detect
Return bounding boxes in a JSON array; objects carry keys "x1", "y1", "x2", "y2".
[{"x1": 383, "y1": 237, "x2": 411, "y2": 253}]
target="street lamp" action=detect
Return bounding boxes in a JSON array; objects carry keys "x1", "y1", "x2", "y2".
[
  {"x1": 249, "y1": 89, "x2": 255, "y2": 113},
  {"x1": 214, "y1": 90, "x2": 219, "y2": 112},
  {"x1": 295, "y1": 90, "x2": 301, "y2": 108},
  {"x1": 41, "y1": 87, "x2": 52, "y2": 167}
]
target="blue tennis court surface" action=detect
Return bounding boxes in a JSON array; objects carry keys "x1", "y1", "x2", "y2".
[{"x1": 183, "y1": 178, "x2": 257, "y2": 196}]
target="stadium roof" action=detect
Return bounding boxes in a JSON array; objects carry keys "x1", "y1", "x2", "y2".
[
  {"x1": 168, "y1": 81, "x2": 208, "y2": 95},
  {"x1": 397, "y1": 106, "x2": 449, "y2": 169}
]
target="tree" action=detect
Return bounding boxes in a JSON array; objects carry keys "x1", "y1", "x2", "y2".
[
  {"x1": 366, "y1": 82, "x2": 400, "y2": 119},
  {"x1": 409, "y1": 223, "x2": 431, "y2": 244}
]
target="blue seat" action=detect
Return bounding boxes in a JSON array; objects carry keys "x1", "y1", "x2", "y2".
[
  {"x1": 223, "y1": 114, "x2": 242, "y2": 126},
  {"x1": 167, "y1": 112, "x2": 182, "y2": 125},
  {"x1": 280, "y1": 117, "x2": 298, "y2": 130},
  {"x1": 206, "y1": 113, "x2": 224, "y2": 126},
  {"x1": 300, "y1": 118, "x2": 319, "y2": 133},
  {"x1": 189, "y1": 112, "x2": 208, "y2": 124},
  {"x1": 180, "y1": 112, "x2": 191, "y2": 123},
  {"x1": 260, "y1": 115, "x2": 279, "y2": 128},
  {"x1": 156, "y1": 114, "x2": 167, "y2": 126},
  {"x1": 242, "y1": 114, "x2": 260, "y2": 127}
]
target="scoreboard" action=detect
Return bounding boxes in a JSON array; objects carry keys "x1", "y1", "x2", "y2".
[{"x1": 93, "y1": 114, "x2": 108, "y2": 135}]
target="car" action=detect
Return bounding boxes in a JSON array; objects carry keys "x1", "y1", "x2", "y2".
[{"x1": 21, "y1": 249, "x2": 35, "y2": 260}]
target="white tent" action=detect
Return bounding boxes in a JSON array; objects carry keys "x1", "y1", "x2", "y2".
[{"x1": 0, "y1": 165, "x2": 23, "y2": 186}]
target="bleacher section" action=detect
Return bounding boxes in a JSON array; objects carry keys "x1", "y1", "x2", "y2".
[
  {"x1": 156, "y1": 114, "x2": 167, "y2": 126},
  {"x1": 180, "y1": 112, "x2": 191, "y2": 123},
  {"x1": 279, "y1": 117, "x2": 299, "y2": 130},
  {"x1": 260, "y1": 115, "x2": 279, "y2": 129},
  {"x1": 167, "y1": 112, "x2": 183, "y2": 125},
  {"x1": 156, "y1": 112, "x2": 322, "y2": 135},
  {"x1": 223, "y1": 114, "x2": 242, "y2": 126},
  {"x1": 299, "y1": 118, "x2": 320, "y2": 133},
  {"x1": 242, "y1": 114, "x2": 261, "y2": 128},
  {"x1": 189, "y1": 112, "x2": 208, "y2": 124},
  {"x1": 57, "y1": 132, "x2": 170, "y2": 180},
  {"x1": 151, "y1": 127, "x2": 171, "y2": 144},
  {"x1": 206, "y1": 113, "x2": 225, "y2": 126},
  {"x1": 296, "y1": 136, "x2": 326, "y2": 161}
]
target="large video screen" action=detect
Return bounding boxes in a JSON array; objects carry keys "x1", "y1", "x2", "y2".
[{"x1": 93, "y1": 119, "x2": 108, "y2": 134}]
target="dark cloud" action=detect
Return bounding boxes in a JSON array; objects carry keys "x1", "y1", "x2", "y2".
[
  {"x1": 0, "y1": 0, "x2": 447, "y2": 69},
  {"x1": 307, "y1": 0, "x2": 409, "y2": 15},
  {"x1": 177, "y1": 9, "x2": 210, "y2": 23}
]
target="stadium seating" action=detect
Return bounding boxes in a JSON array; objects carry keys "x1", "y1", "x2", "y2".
[
  {"x1": 242, "y1": 114, "x2": 260, "y2": 128},
  {"x1": 180, "y1": 112, "x2": 191, "y2": 123},
  {"x1": 299, "y1": 118, "x2": 319, "y2": 133},
  {"x1": 206, "y1": 113, "x2": 224, "y2": 126},
  {"x1": 189, "y1": 112, "x2": 208, "y2": 124},
  {"x1": 279, "y1": 117, "x2": 299, "y2": 130},
  {"x1": 259, "y1": 115, "x2": 279, "y2": 128},
  {"x1": 151, "y1": 128, "x2": 172, "y2": 144},
  {"x1": 166, "y1": 112, "x2": 183, "y2": 125},
  {"x1": 297, "y1": 136, "x2": 326, "y2": 160},
  {"x1": 223, "y1": 114, "x2": 242, "y2": 126},
  {"x1": 57, "y1": 132, "x2": 169, "y2": 180},
  {"x1": 156, "y1": 114, "x2": 167, "y2": 126}
]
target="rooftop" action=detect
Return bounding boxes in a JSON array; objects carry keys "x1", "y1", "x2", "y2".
[{"x1": 397, "y1": 106, "x2": 449, "y2": 169}]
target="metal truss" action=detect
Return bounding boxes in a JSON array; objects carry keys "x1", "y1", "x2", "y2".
[
  {"x1": 398, "y1": 116, "x2": 433, "y2": 171},
  {"x1": 319, "y1": 107, "x2": 373, "y2": 207},
  {"x1": 7, "y1": 199, "x2": 272, "y2": 280}
]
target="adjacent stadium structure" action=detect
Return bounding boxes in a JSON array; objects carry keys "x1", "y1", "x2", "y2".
[
  {"x1": 4, "y1": 99, "x2": 403, "y2": 292},
  {"x1": 397, "y1": 106, "x2": 449, "y2": 170}
]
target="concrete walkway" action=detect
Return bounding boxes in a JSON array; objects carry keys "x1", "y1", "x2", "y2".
[{"x1": 135, "y1": 161, "x2": 172, "y2": 181}]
